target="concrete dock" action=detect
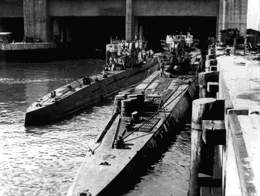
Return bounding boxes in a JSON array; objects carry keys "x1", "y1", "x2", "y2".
[
  {"x1": 189, "y1": 48, "x2": 260, "y2": 196},
  {"x1": 0, "y1": 42, "x2": 56, "y2": 51},
  {"x1": 218, "y1": 54, "x2": 260, "y2": 195}
]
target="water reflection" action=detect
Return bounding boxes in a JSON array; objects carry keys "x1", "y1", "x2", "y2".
[
  {"x1": 0, "y1": 59, "x2": 108, "y2": 196},
  {"x1": 123, "y1": 125, "x2": 191, "y2": 196},
  {"x1": 0, "y1": 59, "x2": 190, "y2": 196}
]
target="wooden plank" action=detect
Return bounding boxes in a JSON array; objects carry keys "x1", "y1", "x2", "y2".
[
  {"x1": 212, "y1": 146, "x2": 223, "y2": 196},
  {"x1": 189, "y1": 98, "x2": 217, "y2": 196}
]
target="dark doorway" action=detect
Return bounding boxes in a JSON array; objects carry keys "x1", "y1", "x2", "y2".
[
  {"x1": 0, "y1": 18, "x2": 24, "y2": 41},
  {"x1": 64, "y1": 17, "x2": 125, "y2": 57},
  {"x1": 51, "y1": 16, "x2": 217, "y2": 58},
  {"x1": 139, "y1": 16, "x2": 217, "y2": 51}
]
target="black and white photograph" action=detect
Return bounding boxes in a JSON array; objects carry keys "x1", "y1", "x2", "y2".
[{"x1": 0, "y1": 0, "x2": 259, "y2": 195}]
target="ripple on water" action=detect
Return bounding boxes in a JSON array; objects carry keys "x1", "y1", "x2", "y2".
[
  {"x1": 123, "y1": 130, "x2": 191, "y2": 196},
  {"x1": 0, "y1": 78, "x2": 71, "y2": 85},
  {"x1": 0, "y1": 101, "x2": 115, "y2": 196},
  {"x1": 0, "y1": 59, "x2": 110, "y2": 196},
  {"x1": 0, "y1": 59, "x2": 191, "y2": 196}
]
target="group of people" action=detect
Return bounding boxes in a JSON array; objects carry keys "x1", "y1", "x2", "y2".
[
  {"x1": 105, "y1": 40, "x2": 150, "y2": 71},
  {"x1": 160, "y1": 33, "x2": 194, "y2": 76},
  {"x1": 165, "y1": 32, "x2": 194, "y2": 52},
  {"x1": 107, "y1": 54, "x2": 126, "y2": 71}
]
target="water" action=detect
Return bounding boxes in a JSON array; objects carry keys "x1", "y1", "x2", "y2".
[
  {"x1": 0, "y1": 59, "x2": 190, "y2": 196},
  {"x1": 123, "y1": 125, "x2": 191, "y2": 196}
]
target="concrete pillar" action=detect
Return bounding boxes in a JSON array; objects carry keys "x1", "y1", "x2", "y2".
[
  {"x1": 224, "y1": 0, "x2": 247, "y2": 37},
  {"x1": 259, "y1": 3, "x2": 260, "y2": 31},
  {"x1": 23, "y1": 0, "x2": 34, "y2": 39},
  {"x1": 222, "y1": 0, "x2": 227, "y2": 30},
  {"x1": 23, "y1": 0, "x2": 49, "y2": 42},
  {"x1": 217, "y1": 0, "x2": 225, "y2": 41},
  {"x1": 229, "y1": 0, "x2": 235, "y2": 29},
  {"x1": 125, "y1": 0, "x2": 134, "y2": 41},
  {"x1": 233, "y1": 0, "x2": 240, "y2": 29},
  {"x1": 228, "y1": 0, "x2": 234, "y2": 29},
  {"x1": 239, "y1": 0, "x2": 248, "y2": 37},
  {"x1": 232, "y1": 0, "x2": 236, "y2": 29},
  {"x1": 225, "y1": 0, "x2": 230, "y2": 29}
]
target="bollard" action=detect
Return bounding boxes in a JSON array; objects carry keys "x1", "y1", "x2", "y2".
[
  {"x1": 189, "y1": 99, "x2": 224, "y2": 196},
  {"x1": 200, "y1": 100, "x2": 225, "y2": 195},
  {"x1": 198, "y1": 71, "x2": 219, "y2": 98},
  {"x1": 209, "y1": 59, "x2": 217, "y2": 66},
  {"x1": 189, "y1": 97, "x2": 217, "y2": 196},
  {"x1": 209, "y1": 65, "x2": 218, "y2": 72},
  {"x1": 206, "y1": 54, "x2": 216, "y2": 61},
  {"x1": 205, "y1": 59, "x2": 217, "y2": 72},
  {"x1": 207, "y1": 82, "x2": 219, "y2": 98},
  {"x1": 208, "y1": 48, "x2": 216, "y2": 56}
]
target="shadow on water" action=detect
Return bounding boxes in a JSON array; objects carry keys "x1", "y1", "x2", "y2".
[
  {"x1": 0, "y1": 58, "x2": 115, "y2": 196},
  {"x1": 0, "y1": 58, "x2": 192, "y2": 196},
  {"x1": 99, "y1": 117, "x2": 191, "y2": 196}
]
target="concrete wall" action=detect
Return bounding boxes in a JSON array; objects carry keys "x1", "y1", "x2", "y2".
[
  {"x1": 134, "y1": 0, "x2": 219, "y2": 16},
  {"x1": 47, "y1": 0, "x2": 219, "y2": 17},
  {"x1": 48, "y1": 0, "x2": 125, "y2": 16},
  {"x1": 239, "y1": 0, "x2": 248, "y2": 36},
  {"x1": 0, "y1": 0, "x2": 248, "y2": 41},
  {"x1": 0, "y1": 0, "x2": 219, "y2": 18},
  {"x1": 0, "y1": 0, "x2": 23, "y2": 18},
  {"x1": 221, "y1": 0, "x2": 248, "y2": 36},
  {"x1": 23, "y1": 0, "x2": 49, "y2": 41}
]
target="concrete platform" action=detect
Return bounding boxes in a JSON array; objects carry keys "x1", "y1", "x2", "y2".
[
  {"x1": 0, "y1": 42, "x2": 56, "y2": 51},
  {"x1": 218, "y1": 54, "x2": 260, "y2": 196}
]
